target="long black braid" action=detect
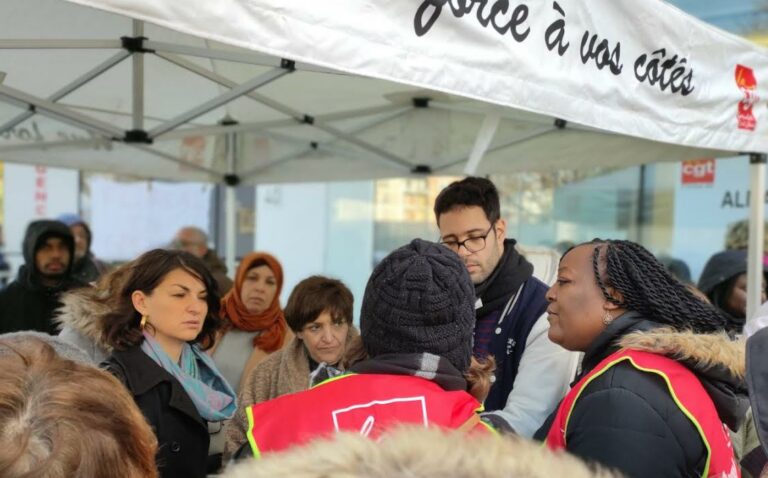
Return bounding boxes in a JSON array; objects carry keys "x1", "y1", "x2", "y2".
[{"x1": 586, "y1": 239, "x2": 730, "y2": 334}]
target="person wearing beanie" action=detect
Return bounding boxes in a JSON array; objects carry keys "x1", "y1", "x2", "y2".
[
  {"x1": 226, "y1": 239, "x2": 496, "y2": 462},
  {"x1": 698, "y1": 249, "x2": 767, "y2": 333},
  {"x1": 0, "y1": 220, "x2": 85, "y2": 334},
  {"x1": 57, "y1": 213, "x2": 108, "y2": 284},
  {"x1": 434, "y1": 177, "x2": 577, "y2": 437}
]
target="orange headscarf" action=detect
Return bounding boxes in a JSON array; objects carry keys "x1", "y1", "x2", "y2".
[{"x1": 221, "y1": 252, "x2": 287, "y2": 352}]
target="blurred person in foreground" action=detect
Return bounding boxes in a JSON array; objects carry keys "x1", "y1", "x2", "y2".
[
  {"x1": 224, "y1": 426, "x2": 618, "y2": 478},
  {"x1": 0, "y1": 220, "x2": 84, "y2": 334},
  {"x1": 0, "y1": 336, "x2": 158, "y2": 478}
]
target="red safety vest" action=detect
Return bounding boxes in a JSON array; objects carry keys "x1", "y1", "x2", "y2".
[
  {"x1": 546, "y1": 349, "x2": 739, "y2": 478},
  {"x1": 245, "y1": 373, "x2": 491, "y2": 457}
]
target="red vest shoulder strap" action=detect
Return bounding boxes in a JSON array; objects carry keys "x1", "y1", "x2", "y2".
[{"x1": 545, "y1": 349, "x2": 738, "y2": 478}]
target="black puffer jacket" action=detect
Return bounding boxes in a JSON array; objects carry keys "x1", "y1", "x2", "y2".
[
  {"x1": 535, "y1": 312, "x2": 748, "y2": 478},
  {"x1": 0, "y1": 220, "x2": 84, "y2": 334},
  {"x1": 104, "y1": 347, "x2": 209, "y2": 478}
]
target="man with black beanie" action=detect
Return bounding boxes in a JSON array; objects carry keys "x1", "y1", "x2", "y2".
[
  {"x1": 434, "y1": 177, "x2": 577, "y2": 437},
  {"x1": 230, "y1": 239, "x2": 494, "y2": 459},
  {"x1": 0, "y1": 220, "x2": 85, "y2": 334}
]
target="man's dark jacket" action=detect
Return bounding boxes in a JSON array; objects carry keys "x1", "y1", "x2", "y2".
[{"x1": 0, "y1": 220, "x2": 83, "y2": 334}]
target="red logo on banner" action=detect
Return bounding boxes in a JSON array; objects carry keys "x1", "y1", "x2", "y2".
[
  {"x1": 736, "y1": 65, "x2": 759, "y2": 131},
  {"x1": 681, "y1": 159, "x2": 715, "y2": 185}
]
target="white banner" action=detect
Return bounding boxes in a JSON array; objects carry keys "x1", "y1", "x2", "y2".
[{"x1": 67, "y1": 0, "x2": 768, "y2": 153}]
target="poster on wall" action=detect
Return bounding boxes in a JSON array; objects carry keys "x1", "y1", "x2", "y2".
[
  {"x1": 671, "y1": 156, "x2": 766, "y2": 281},
  {"x1": 681, "y1": 159, "x2": 715, "y2": 186},
  {"x1": 89, "y1": 177, "x2": 213, "y2": 262}
]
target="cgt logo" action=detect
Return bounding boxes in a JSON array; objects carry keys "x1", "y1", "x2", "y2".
[
  {"x1": 681, "y1": 159, "x2": 715, "y2": 185},
  {"x1": 736, "y1": 64, "x2": 759, "y2": 131}
]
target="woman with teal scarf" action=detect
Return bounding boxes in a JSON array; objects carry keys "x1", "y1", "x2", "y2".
[{"x1": 102, "y1": 249, "x2": 237, "y2": 478}]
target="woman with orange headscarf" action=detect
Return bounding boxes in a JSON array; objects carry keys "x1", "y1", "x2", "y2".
[{"x1": 211, "y1": 252, "x2": 291, "y2": 392}]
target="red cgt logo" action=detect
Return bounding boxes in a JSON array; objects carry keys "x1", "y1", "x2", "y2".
[
  {"x1": 736, "y1": 64, "x2": 758, "y2": 131},
  {"x1": 681, "y1": 159, "x2": 715, "y2": 185}
]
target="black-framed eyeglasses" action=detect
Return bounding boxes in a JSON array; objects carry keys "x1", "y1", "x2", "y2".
[{"x1": 439, "y1": 225, "x2": 495, "y2": 253}]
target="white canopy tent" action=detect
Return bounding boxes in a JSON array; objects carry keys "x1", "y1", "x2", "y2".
[{"x1": 1, "y1": 0, "x2": 767, "y2": 314}]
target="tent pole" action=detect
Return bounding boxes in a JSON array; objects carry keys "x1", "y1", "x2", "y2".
[
  {"x1": 0, "y1": 84, "x2": 123, "y2": 137},
  {"x1": 464, "y1": 112, "x2": 501, "y2": 175},
  {"x1": 0, "y1": 50, "x2": 129, "y2": 135},
  {"x1": 225, "y1": 185, "x2": 236, "y2": 278},
  {"x1": 132, "y1": 20, "x2": 144, "y2": 131},
  {"x1": 157, "y1": 52, "x2": 413, "y2": 170},
  {"x1": 0, "y1": 39, "x2": 120, "y2": 49},
  {"x1": 147, "y1": 67, "x2": 291, "y2": 138},
  {"x1": 145, "y1": 40, "x2": 340, "y2": 74},
  {"x1": 225, "y1": 131, "x2": 238, "y2": 276},
  {"x1": 748, "y1": 153, "x2": 767, "y2": 320},
  {"x1": 434, "y1": 125, "x2": 555, "y2": 173}
]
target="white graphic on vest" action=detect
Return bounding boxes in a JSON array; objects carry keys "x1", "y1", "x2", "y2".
[{"x1": 331, "y1": 396, "x2": 429, "y2": 437}]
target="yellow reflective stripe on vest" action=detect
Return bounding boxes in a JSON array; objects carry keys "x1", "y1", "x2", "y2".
[
  {"x1": 564, "y1": 355, "x2": 713, "y2": 478},
  {"x1": 245, "y1": 405, "x2": 262, "y2": 460},
  {"x1": 310, "y1": 372, "x2": 357, "y2": 389}
]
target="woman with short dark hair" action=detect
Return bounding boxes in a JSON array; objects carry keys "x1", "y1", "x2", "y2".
[
  {"x1": 224, "y1": 275, "x2": 358, "y2": 460},
  {"x1": 101, "y1": 249, "x2": 236, "y2": 478}
]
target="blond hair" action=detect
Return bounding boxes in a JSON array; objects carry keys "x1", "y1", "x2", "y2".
[
  {"x1": 0, "y1": 338, "x2": 158, "y2": 478},
  {"x1": 224, "y1": 426, "x2": 618, "y2": 478}
]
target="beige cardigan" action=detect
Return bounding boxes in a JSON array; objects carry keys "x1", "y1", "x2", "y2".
[
  {"x1": 224, "y1": 336, "x2": 311, "y2": 459},
  {"x1": 223, "y1": 328, "x2": 362, "y2": 460}
]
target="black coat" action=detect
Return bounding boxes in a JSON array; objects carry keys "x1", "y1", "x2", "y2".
[
  {"x1": 0, "y1": 220, "x2": 83, "y2": 334},
  {"x1": 104, "y1": 347, "x2": 209, "y2": 478},
  {"x1": 535, "y1": 312, "x2": 748, "y2": 478}
]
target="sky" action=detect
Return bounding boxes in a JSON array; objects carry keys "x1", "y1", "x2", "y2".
[{"x1": 667, "y1": 0, "x2": 768, "y2": 34}]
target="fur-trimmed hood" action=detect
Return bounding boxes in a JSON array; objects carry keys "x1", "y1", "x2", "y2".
[
  {"x1": 617, "y1": 328, "x2": 744, "y2": 381},
  {"x1": 604, "y1": 319, "x2": 749, "y2": 431},
  {"x1": 53, "y1": 286, "x2": 113, "y2": 357}
]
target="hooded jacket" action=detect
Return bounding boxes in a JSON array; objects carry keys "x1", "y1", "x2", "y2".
[
  {"x1": 0, "y1": 220, "x2": 84, "y2": 334},
  {"x1": 54, "y1": 284, "x2": 114, "y2": 363},
  {"x1": 56, "y1": 214, "x2": 107, "y2": 284},
  {"x1": 535, "y1": 312, "x2": 748, "y2": 478}
]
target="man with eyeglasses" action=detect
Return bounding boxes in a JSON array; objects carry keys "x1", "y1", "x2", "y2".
[{"x1": 434, "y1": 177, "x2": 577, "y2": 437}]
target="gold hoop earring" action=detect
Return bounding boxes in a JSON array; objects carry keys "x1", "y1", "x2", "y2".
[
  {"x1": 140, "y1": 315, "x2": 148, "y2": 330},
  {"x1": 602, "y1": 311, "x2": 614, "y2": 326}
]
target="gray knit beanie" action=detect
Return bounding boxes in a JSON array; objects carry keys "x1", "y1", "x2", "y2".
[{"x1": 360, "y1": 239, "x2": 476, "y2": 373}]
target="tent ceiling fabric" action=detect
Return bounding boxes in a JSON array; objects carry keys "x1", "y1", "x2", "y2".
[{"x1": 0, "y1": 0, "x2": 764, "y2": 183}]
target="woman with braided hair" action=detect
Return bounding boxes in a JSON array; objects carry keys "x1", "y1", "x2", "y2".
[{"x1": 534, "y1": 239, "x2": 747, "y2": 478}]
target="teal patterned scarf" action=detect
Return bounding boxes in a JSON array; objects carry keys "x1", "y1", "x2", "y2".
[{"x1": 140, "y1": 332, "x2": 237, "y2": 421}]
